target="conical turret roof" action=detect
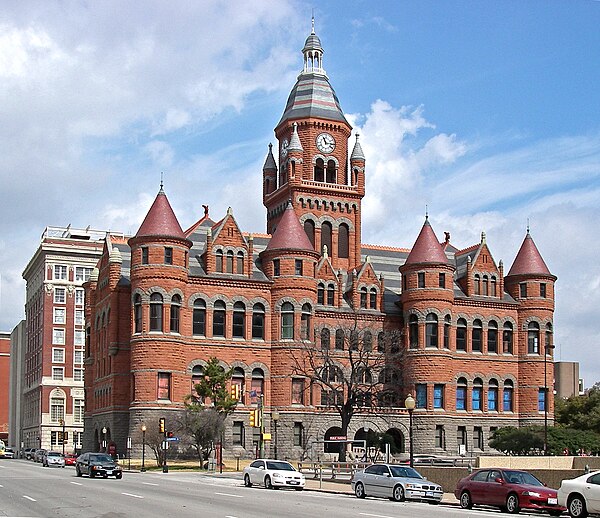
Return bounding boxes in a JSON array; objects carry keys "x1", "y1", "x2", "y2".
[
  {"x1": 135, "y1": 187, "x2": 186, "y2": 239},
  {"x1": 263, "y1": 143, "x2": 277, "y2": 171},
  {"x1": 508, "y1": 231, "x2": 552, "y2": 276},
  {"x1": 265, "y1": 201, "x2": 314, "y2": 252},
  {"x1": 351, "y1": 133, "x2": 365, "y2": 161},
  {"x1": 404, "y1": 217, "x2": 448, "y2": 265}
]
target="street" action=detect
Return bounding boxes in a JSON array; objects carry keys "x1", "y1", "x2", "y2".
[{"x1": 0, "y1": 459, "x2": 526, "y2": 518}]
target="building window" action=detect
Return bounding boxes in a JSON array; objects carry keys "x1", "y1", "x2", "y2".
[
  {"x1": 426, "y1": 313, "x2": 438, "y2": 348},
  {"x1": 304, "y1": 220, "x2": 315, "y2": 250},
  {"x1": 149, "y1": 293, "x2": 163, "y2": 332},
  {"x1": 75, "y1": 309, "x2": 84, "y2": 326},
  {"x1": 435, "y1": 425, "x2": 445, "y2": 449},
  {"x1": 338, "y1": 223, "x2": 349, "y2": 258},
  {"x1": 409, "y1": 314, "x2": 418, "y2": 349},
  {"x1": 335, "y1": 329, "x2": 344, "y2": 350},
  {"x1": 538, "y1": 388, "x2": 546, "y2": 412},
  {"x1": 251, "y1": 368, "x2": 264, "y2": 404},
  {"x1": 320, "y1": 328, "x2": 330, "y2": 350},
  {"x1": 232, "y1": 422, "x2": 244, "y2": 446},
  {"x1": 317, "y1": 283, "x2": 325, "y2": 304},
  {"x1": 520, "y1": 282, "x2": 527, "y2": 298},
  {"x1": 164, "y1": 247, "x2": 173, "y2": 265},
  {"x1": 237, "y1": 251, "x2": 244, "y2": 274},
  {"x1": 545, "y1": 323, "x2": 553, "y2": 354},
  {"x1": 457, "y1": 426, "x2": 467, "y2": 449},
  {"x1": 314, "y1": 157, "x2": 325, "y2": 182},
  {"x1": 252, "y1": 303, "x2": 265, "y2": 339},
  {"x1": 292, "y1": 378, "x2": 305, "y2": 405},
  {"x1": 75, "y1": 288, "x2": 85, "y2": 305},
  {"x1": 540, "y1": 283, "x2": 547, "y2": 298},
  {"x1": 482, "y1": 275, "x2": 489, "y2": 296},
  {"x1": 191, "y1": 365, "x2": 204, "y2": 397},
  {"x1": 167, "y1": 295, "x2": 180, "y2": 333},
  {"x1": 503, "y1": 322, "x2": 513, "y2": 353},
  {"x1": 215, "y1": 250, "x2": 223, "y2": 272},
  {"x1": 528, "y1": 322, "x2": 540, "y2": 354},
  {"x1": 53, "y1": 328, "x2": 65, "y2": 345},
  {"x1": 439, "y1": 272, "x2": 445, "y2": 288},
  {"x1": 134, "y1": 294, "x2": 142, "y2": 333},
  {"x1": 488, "y1": 380, "x2": 498, "y2": 411},
  {"x1": 488, "y1": 320, "x2": 498, "y2": 353},
  {"x1": 74, "y1": 329, "x2": 84, "y2": 346},
  {"x1": 360, "y1": 287, "x2": 367, "y2": 308},
  {"x1": 273, "y1": 259, "x2": 280, "y2": 277},
  {"x1": 74, "y1": 350, "x2": 83, "y2": 364},
  {"x1": 213, "y1": 300, "x2": 226, "y2": 337},
  {"x1": 233, "y1": 302, "x2": 245, "y2": 338},
  {"x1": 54, "y1": 265, "x2": 67, "y2": 280},
  {"x1": 456, "y1": 378, "x2": 467, "y2": 410},
  {"x1": 300, "y1": 303, "x2": 311, "y2": 340},
  {"x1": 363, "y1": 331, "x2": 372, "y2": 351},
  {"x1": 416, "y1": 384, "x2": 427, "y2": 408},
  {"x1": 75, "y1": 267, "x2": 92, "y2": 282},
  {"x1": 54, "y1": 308, "x2": 66, "y2": 324},
  {"x1": 474, "y1": 427, "x2": 483, "y2": 450},
  {"x1": 472, "y1": 378, "x2": 483, "y2": 411},
  {"x1": 369, "y1": 288, "x2": 377, "y2": 309},
  {"x1": 54, "y1": 287, "x2": 66, "y2": 304},
  {"x1": 444, "y1": 315, "x2": 451, "y2": 349},
  {"x1": 456, "y1": 318, "x2": 467, "y2": 351},
  {"x1": 418, "y1": 272, "x2": 425, "y2": 288},
  {"x1": 226, "y1": 250, "x2": 234, "y2": 273},
  {"x1": 295, "y1": 259, "x2": 303, "y2": 276},
  {"x1": 74, "y1": 398, "x2": 84, "y2": 423},
  {"x1": 52, "y1": 367, "x2": 64, "y2": 380},
  {"x1": 193, "y1": 299, "x2": 206, "y2": 336},
  {"x1": 281, "y1": 302, "x2": 294, "y2": 339},
  {"x1": 141, "y1": 247, "x2": 149, "y2": 264},
  {"x1": 503, "y1": 381, "x2": 514, "y2": 412},
  {"x1": 74, "y1": 368, "x2": 84, "y2": 382},
  {"x1": 474, "y1": 274, "x2": 480, "y2": 295},
  {"x1": 50, "y1": 397, "x2": 65, "y2": 422},
  {"x1": 321, "y1": 222, "x2": 332, "y2": 256},
  {"x1": 433, "y1": 384, "x2": 444, "y2": 409},
  {"x1": 52, "y1": 348, "x2": 65, "y2": 363},
  {"x1": 471, "y1": 319, "x2": 482, "y2": 352},
  {"x1": 293, "y1": 422, "x2": 304, "y2": 447},
  {"x1": 158, "y1": 372, "x2": 171, "y2": 400}
]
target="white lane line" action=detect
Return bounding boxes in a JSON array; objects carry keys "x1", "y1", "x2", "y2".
[
  {"x1": 225, "y1": 516, "x2": 239, "y2": 518},
  {"x1": 70, "y1": 481, "x2": 83, "y2": 486},
  {"x1": 122, "y1": 492, "x2": 144, "y2": 499},
  {"x1": 215, "y1": 492, "x2": 243, "y2": 498},
  {"x1": 359, "y1": 513, "x2": 395, "y2": 518},
  {"x1": 23, "y1": 495, "x2": 37, "y2": 502},
  {"x1": 142, "y1": 482, "x2": 159, "y2": 486},
  {"x1": 0, "y1": 484, "x2": 3, "y2": 487}
]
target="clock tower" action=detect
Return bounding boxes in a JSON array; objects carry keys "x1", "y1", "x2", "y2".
[{"x1": 262, "y1": 21, "x2": 366, "y2": 271}]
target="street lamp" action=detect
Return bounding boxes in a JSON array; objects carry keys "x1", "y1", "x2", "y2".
[
  {"x1": 405, "y1": 394, "x2": 416, "y2": 468},
  {"x1": 60, "y1": 418, "x2": 66, "y2": 456},
  {"x1": 544, "y1": 341, "x2": 555, "y2": 455},
  {"x1": 102, "y1": 427, "x2": 107, "y2": 452},
  {"x1": 141, "y1": 424, "x2": 146, "y2": 472},
  {"x1": 272, "y1": 411, "x2": 280, "y2": 460}
]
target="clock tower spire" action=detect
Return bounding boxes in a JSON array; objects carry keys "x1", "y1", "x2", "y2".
[{"x1": 263, "y1": 21, "x2": 365, "y2": 271}]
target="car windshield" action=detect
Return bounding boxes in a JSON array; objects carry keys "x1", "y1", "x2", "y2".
[
  {"x1": 504, "y1": 471, "x2": 543, "y2": 486},
  {"x1": 266, "y1": 461, "x2": 295, "y2": 471},
  {"x1": 90, "y1": 454, "x2": 114, "y2": 463},
  {"x1": 47, "y1": 452, "x2": 61, "y2": 457},
  {"x1": 389, "y1": 466, "x2": 424, "y2": 479}
]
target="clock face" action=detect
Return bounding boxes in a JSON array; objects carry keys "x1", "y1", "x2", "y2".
[
  {"x1": 316, "y1": 132, "x2": 335, "y2": 153},
  {"x1": 280, "y1": 139, "x2": 289, "y2": 157}
]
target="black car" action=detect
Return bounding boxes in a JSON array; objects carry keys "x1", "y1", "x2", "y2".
[{"x1": 76, "y1": 453, "x2": 122, "y2": 479}]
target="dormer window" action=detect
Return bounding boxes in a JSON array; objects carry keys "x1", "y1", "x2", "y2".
[
  {"x1": 474, "y1": 274, "x2": 481, "y2": 295},
  {"x1": 215, "y1": 250, "x2": 223, "y2": 272},
  {"x1": 237, "y1": 251, "x2": 244, "y2": 274}
]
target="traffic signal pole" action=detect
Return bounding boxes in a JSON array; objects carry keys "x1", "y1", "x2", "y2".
[{"x1": 259, "y1": 394, "x2": 264, "y2": 458}]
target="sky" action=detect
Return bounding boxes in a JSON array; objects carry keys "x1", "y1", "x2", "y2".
[{"x1": 1, "y1": 1, "x2": 599, "y2": 384}]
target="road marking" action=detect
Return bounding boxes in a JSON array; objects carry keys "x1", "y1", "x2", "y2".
[
  {"x1": 359, "y1": 513, "x2": 395, "y2": 518},
  {"x1": 215, "y1": 492, "x2": 243, "y2": 498},
  {"x1": 142, "y1": 482, "x2": 159, "y2": 486},
  {"x1": 23, "y1": 495, "x2": 37, "y2": 502},
  {"x1": 70, "y1": 481, "x2": 83, "y2": 486},
  {"x1": 122, "y1": 492, "x2": 144, "y2": 499}
]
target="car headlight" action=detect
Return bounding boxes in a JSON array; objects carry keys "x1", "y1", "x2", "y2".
[
  {"x1": 92, "y1": 465, "x2": 101, "y2": 470},
  {"x1": 272, "y1": 473, "x2": 284, "y2": 479},
  {"x1": 405, "y1": 483, "x2": 416, "y2": 489},
  {"x1": 523, "y1": 491, "x2": 541, "y2": 497}
]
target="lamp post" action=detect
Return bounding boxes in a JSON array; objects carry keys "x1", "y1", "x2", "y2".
[
  {"x1": 60, "y1": 418, "x2": 66, "y2": 456},
  {"x1": 544, "y1": 342, "x2": 555, "y2": 455},
  {"x1": 405, "y1": 394, "x2": 416, "y2": 468},
  {"x1": 102, "y1": 427, "x2": 107, "y2": 452},
  {"x1": 141, "y1": 425, "x2": 146, "y2": 472},
  {"x1": 272, "y1": 411, "x2": 280, "y2": 460}
]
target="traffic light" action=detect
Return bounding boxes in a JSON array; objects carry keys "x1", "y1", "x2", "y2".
[
  {"x1": 159, "y1": 417, "x2": 165, "y2": 433},
  {"x1": 230, "y1": 384, "x2": 240, "y2": 400},
  {"x1": 249, "y1": 409, "x2": 255, "y2": 427},
  {"x1": 167, "y1": 431, "x2": 174, "y2": 439}
]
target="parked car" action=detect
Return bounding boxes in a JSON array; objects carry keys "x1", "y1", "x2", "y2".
[
  {"x1": 43, "y1": 451, "x2": 65, "y2": 468},
  {"x1": 558, "y1": 470, "x2": 600, "y2": 517},
  {"x1": 243, "y1": 459, "x2": 305, "y2": 490},
  {"x1": 75, "y1": 452, "x2": 122, "y2": 479},
  {"x1": 351, "y1": 463, "x2": 443, "y2": 504},
  {"x1": 455, "y1": 467, "x2": 565, "y2": 516},
  {"x1": 64, "y1": 453, "x2": 77, "y2": 466},
  {"x1": 2, "y1": 447, "x2": 15, "y2": 459},
  {"x1": 34, "y1": 449, "x2": 47, "y2": 463},
  {"x1": 24, "y1": 448, "x2": 36, "y2": 460}
]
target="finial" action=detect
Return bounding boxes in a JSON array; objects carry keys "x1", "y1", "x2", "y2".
[
  {"x1": 311, "y1": 12, "x2": 315, "y2": 34},
  {"x1": 268, "y1": 142, "x2": 273, "y2": 152},
  {"x1": 425, "y1": 205, "x2": 428, "y2": 220},
  {"x1": 160, "y1": 172, "x2": 164, "y2": 192},
  {"x1": 227, "y1": 207, "x2": 233, "y2": 215},
  {"x1": 481, "y1": 231, "x2": 486, "y2": 244},
  {"x1": 527, "y1": 218, "x2": 530, "y2": 234}
]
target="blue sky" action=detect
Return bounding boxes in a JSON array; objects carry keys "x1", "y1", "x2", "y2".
[{"x1": 1, "y1": 0, "x2": 599, "y2": 384}]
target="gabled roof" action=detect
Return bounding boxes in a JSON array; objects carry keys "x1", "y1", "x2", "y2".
[
  {"x1": 508, "y1": 231, "x2": 552, "y2": 276},
  {"x1": 264, "y1": 201, "x2": 313, "y2": 252},
  {"x1": 403, "y1": 217, "x2": 449, "y2": 266},
  {"x1": 136, "y1": 187, "x2": 185, "y2": 239}
]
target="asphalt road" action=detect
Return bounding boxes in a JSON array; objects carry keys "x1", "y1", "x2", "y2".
[{"x1": 0, "y1": 459, "x2": 521, "y2": 518}]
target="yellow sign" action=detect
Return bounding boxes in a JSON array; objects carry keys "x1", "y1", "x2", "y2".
[{"x1": 262, "y1": 433, "x2": 272, "y2": 441}]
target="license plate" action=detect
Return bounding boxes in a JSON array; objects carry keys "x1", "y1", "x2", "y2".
[
  {"x1": 426, "y1": 492, "x2": 434, "y2": 497},
  {"x1": 548, "y1": 497, "x2": 558, "y2": 505},
  {"x1": 289, "y1": 480, "x2": 299, "y2": 485},
  {"x1": 106, "y1": 470, "x2": 113, "y2": 475}
]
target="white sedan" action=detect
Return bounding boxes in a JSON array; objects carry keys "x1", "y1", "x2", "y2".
[
  {"x1": 243, "y1": 459, "x2": 305, "y2": 490},
  {"x1": 558, "y1": 470, "x2": 600, "y2": 517}
]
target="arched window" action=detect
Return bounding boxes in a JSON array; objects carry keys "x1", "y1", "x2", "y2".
[
  {"x1": 251, "y1": 368, "x2": 264, "y2": 404},
  {"x1": 426, "y1": 313, "x2": 438, "y2": 348},
  {"x1": 252, "y1": 303, "x2": 265, "y2": 339},
  {"x1": 314, "y1": 158, "x2": 325, "y2": 182},
  {"x1": 193, "y1": 299, "x2": 206, "y2": 336},
  {"x1": 232, "y1": 301, "x2": 245, "y2": 338},
  {"x1": 409, "y1": 314, "x2": 419, "y2": 349},
  {"x1": 360, "y1": 287, "x2": 367, "y2": 308},
  {"x1": 50, "y1": 394, "x2": 65, "y2": 423},
  {"x1": 456, "y1": 377, "x2": 467, "y2": 410},
  {"x1": 281, "y1": 302, "x2": 294, "y2": 339},
  {"x1": 545, "y1": 323, "x2": 553, "y2": 355},
  {"x1": 301, "y1": 303, "x2": 311, "y2": 340},
  {"x1": 232, "y1": 367, "x2": 245, "y2": 403},
  {"x1": 335, "y1": 329, "x2": 344, "y2": 350},
  {"x1": 491, "y1": 276, "x2": 497, "y2": 297},
  {"x1": 149, "y1": 293, "x2": 163, "y2": 332},
  {"x1": 369, "y1": 288, "x2": 377, "y2": 309},
  {"x1": 236, "y1": 251, "x2": 244, "y2": 274},
  {"x1": 363, "y1": 331, "x2": 372, "y2": 351},
  {"x1": 472, "y1": 378, "x2": 483, "y2": 411},
  {"x1": 503, "y1": 322, "x2": 513, "y2": 354},
  {"x1": 443, "y1": 315, "x2": 451, "y2": 349},
  {"x1": 326, "y1": 159, "x2": 336, "y2": 183},
  {"x1": 488, "y1": 320, "x2": 498, "y2": 353},
  {"x1": 528, "y1": 322, "x2": 540, "y2": 354},
  {"x1": 191, "y1": 365, "x2": 204, "y2": 396},
  {"x1": 304, "y1": 220, "x2": 315, "y2": 250},
  {"x1": 377, "y1": 332, "x2": 385, "y2": 352},
  {"x1": 474, "y1": 274, "x2": 481, "y2": 295},
  {"x1": 354, "y1": 366, "x2": 372, "y2": 384},
  {"x1": 380, "y1": 367, "x2": 401, "y2": 385},
  {"x1": 503, "y1": 380, "x2": 514, "y2": 411},
  {"x1": 456, "y1": 318, "x2": 467, "y2": 351},
  {"x1": 327, "y1": 284, "x2": 335, "y2": 305},
  {"x1": 472, "y1": 319, "x2": 483, "y2": 352},
  {"x1": 215, "y1": 250, "x2": 223, "y2": 272},
  {"x1": 338, "y1": 223, "x2": 349, "y2": 258},
  {"x1": 134, "y1": 294, "x2": 142, "y2": 333},
  {"x1": 321, "y1": 222, "x2": 332, "y2": 256},
  {"x1": 317, "y1": 283, "x2": 325, "y2": 304},
  {"x1": 226, "y1": 250, "x2": 234, "y2": 273},
  {"x1": 482, "y1": 275, "x2": 489, "y2": 296},
  {"x1": 488, "y1": 379, "x2": 499, "y2": 411},
  {"x1": 213, "y1": 300, "x2": 226, "y2": 337},
  {"x1": 170, "y1": 295, "x2": 181, "y2": 333},
  {"x1": 349, "y1": 330, "x2": 359, "y2": 351},
  {"x1": 321, "y1": 328, "x2": 331, "y2": 350}
]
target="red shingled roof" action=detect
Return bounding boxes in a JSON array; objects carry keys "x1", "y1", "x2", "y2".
[
  {"x1": 136, "y1": 189, "x2": 185, "y2": 239},
  {"x1": 404, "y1": 218, "x2": 448, "y2": 265},
  {"x1": 265, "y1": 202, "x2": 313, "y2": 251},
  {"x1": 508, "y1": 232, "x2": 552, "y2": 276}
]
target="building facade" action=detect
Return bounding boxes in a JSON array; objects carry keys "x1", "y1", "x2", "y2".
[
  {"x1": 83, "y1": 27, "x2": 557, "y2": 460},
  {"x1": 0, "y1": 332, "x2": 10, "y2": 443},
  {"x1": 18, "y1": 226, "x2": 114, "y2": 453}
]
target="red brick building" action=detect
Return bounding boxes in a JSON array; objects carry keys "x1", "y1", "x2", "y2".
[{"x1": 83, "y1": 27, "x2": 556, "y2": 460}]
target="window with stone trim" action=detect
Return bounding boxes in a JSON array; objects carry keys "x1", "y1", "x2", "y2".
[
  {"x1": 540, "y1": 282, "x2": 547, "y2": 298},
  {"x1": 50, "y1": 397, "x2": 65, "y2": 422},
  {"x1": 433, "y1": 384, "x2": 444, "y2": 409},
  {"x1": 74, "y1": 398, "x2": 84, "y2": 423},
  {"x1": 473, "y1": 426, "x2": 484, "y2": 450},
  {"x1": 141, "y1": 247, "x2": 148, "y2": 264},
  {"x1": 456, "y1": 318, "x2": 467, "y2": 351},
  {"x1": 320, "y1": 328, "x2": 330, "y2": 350},
  {"x1": 273, "y1": 259, "x2": 280, "y2": 277},
  {"x1": 164, "y1": 247, "x2": 173, "y2": 265},
  {"x1": 435, "y1": 425, "x2": 445, "y2": 449},
  {"x1": 54, "y1": 287, "x2": 66, "y2": 304},
  {"x1": 75, "y1": 288, "x2": 85, "y2": 305},
  {"x1": 520, "y1": 282, "x2": 527, "y2": 298},
  {"x1": 416, "y1": 383, "x2": 427, "y2": 408},
  {"x1": 409, "y1": 314, "x2": 418, "y2": 349},
  {"x1": 317, "y1": 283, "x2": 325, "y2": 304},
  {"x1": 538, "y1": 388, "x2": 546, "y2": 412},
  {"x1": 232, "y1": 421, "x2": 244, "y2": 446},
  {"x1": 293, "y1": 422, "x2": 304, "y2": 447},
  {"x1": 488, "y1": 320, "x2": 498, "y2": 353},
  {"x1": 426, "y1": 313, "x2": 438, "y2": 348},
  {"x1": 439, "y1": 272, "x2": 445, "y2": 288},
  {"x1": 295, "y1": 259, "x2": 303, "y2": 276},
  {"x1": 528, "y1": 321, "x2": 540, "y2": 354},
  {"x1": 233, "y1": 301, "x2": 245, "y2": 338},
  {"x1": 369, "y1": 288, "x2": 377, "y2": 309},
  {"x1": 503, "y1": 322, "x2": 513, "y2": 354},
  {"x1": 456, "y1": 378, "x2": 467, "y2": 410},
  {"x1": 280, "y1": 302, "x2": 294, "y2": 339},
  {"x1": 335, "y1": 329, "x2": 344, "y2": 350},
  {"x1": 170, "y1": 295, "x2": 181, "y2": 333},
  {"x1": 236, "y1": 251, "x2": 244, "y2": 274},
  {"x1": 157, "y1": 372, "x2": 171, "y2": 400},
  {"x1": 503, "y1": 381, "x2": 514, "y2": 411},
  {"x1": 472, "y1": 378, "x2": 483, "y2": 411},
  {"x1": 193, "y1": 299, "x2": 206, "y2": 336},
  {"x1": 54, "y1": 264, "x2": 67, "y2": 280},
  {"x1": 321, "y1": 222, "x2": 332, "y2": 256},
  {"x1": 338, "y1": 223, "x2": 349, "y2": 258},
  {"x1": 292, "y1": 378, "x2": 305, "y2": 405},
  {"x1": 226, "y1": 250, "x2": 234, "y2": 273},
  {"x1": 418, "y1": 272, "x2": 425, "y2": 288},
  {"x1": 213, "y1": 300, "x2": 226, "y2": 337},
  {"x1": 252, "y1": 303, "x2": 265, "y2": 339},
  {"x1": 327, "y1": 284, "x2": 335, "y2": 305},
  {"x1": 304, "y1": 220, "x2": 315, "y2": 250},
  {"x1": 360, "y1": 287, "x2": 367, "y2": 308},
  {"x1": 444, "y1": 315, "x2": 451, "y2": 349},
  {"x1": 250, "y1": 368, "x2": 264, "y2": 404},
  {"x1": 150, "y1": 293, "x2": 163, "y2": 332},
  {"x1": 300, "y1": 304, "x2": 311, "y2": 340},
  {"x1": 54, "y1": 308, "x2": 66, "y2": 324},
  {"x1": 488, "y1": 379, "x2": 499, "y2": 411},
  {"x1": 215, "y1": 250, "x2": 223, "y2": 272},
  {"x1": 472, "y1": 319, "x2": 483, "y2": 352}
]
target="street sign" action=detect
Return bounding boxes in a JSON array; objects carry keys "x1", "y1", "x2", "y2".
[
  {"x1": 166, "y1": 437, "x2": 180, "y2": 442},
  {"x1": 329, "y1": 435, "x2": 347, "y2": 441},
  {"x1": 262, "y1": 433, "x2": 272, "y2": 441}
]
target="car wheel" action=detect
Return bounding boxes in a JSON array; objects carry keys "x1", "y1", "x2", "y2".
[
  {"x1": 354, "y1": 482, "x2": 366, "y2": 499},
  {"x1": 116, "y1": 473, "x2": 122, "y2": 480},
  {"x1": 244, "y1": 474, "x2": 252, "y2": 487},
  {"x1": 460, "y1": 491, "x2": 473, "y2": 509},
  {"x1": 392, "y1": 485, "x2": 406, "y2": 502},
  {"x1": 568, "y1": 495, "x2": 588, "y2": 518},
  {"x1": 264, "y1": 475, "x2": 273, "y2": 489},
  {"x1": 76, "y1": 466, "x2": 82, "y2": 477},
  {"x1": 506, "y1": 493, "x2": 520, "y2": 514},
  {"x1": 90, "y1": 470, "x2": 95, "y2": 478}
]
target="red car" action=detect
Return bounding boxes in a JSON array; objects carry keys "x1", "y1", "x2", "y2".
[
  {"x1": 64, "y1": 453, "x2": 77, "y2": 466},
  {"x1": 455, "y1": 468, "x2": 566, "y2": 516}
]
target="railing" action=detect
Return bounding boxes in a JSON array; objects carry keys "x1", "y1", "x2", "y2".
[{"x1": 297, "y1": 461, "x2": 370, "y2": 480}]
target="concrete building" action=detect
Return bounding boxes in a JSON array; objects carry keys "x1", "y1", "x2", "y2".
[
  {"x1": 554, "y1": 361, "x2": 583, "y2": 399},
  {"x1": 83, "y1": 26, "x2": 557, "y2": 460},
  {"x1": 8, "y1": 321, "x2": 25, "y2": 450}
]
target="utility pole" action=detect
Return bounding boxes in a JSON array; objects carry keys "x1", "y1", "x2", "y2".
[{"x1": 259, "y1": 394, "x2": 264, "y2": 458}]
